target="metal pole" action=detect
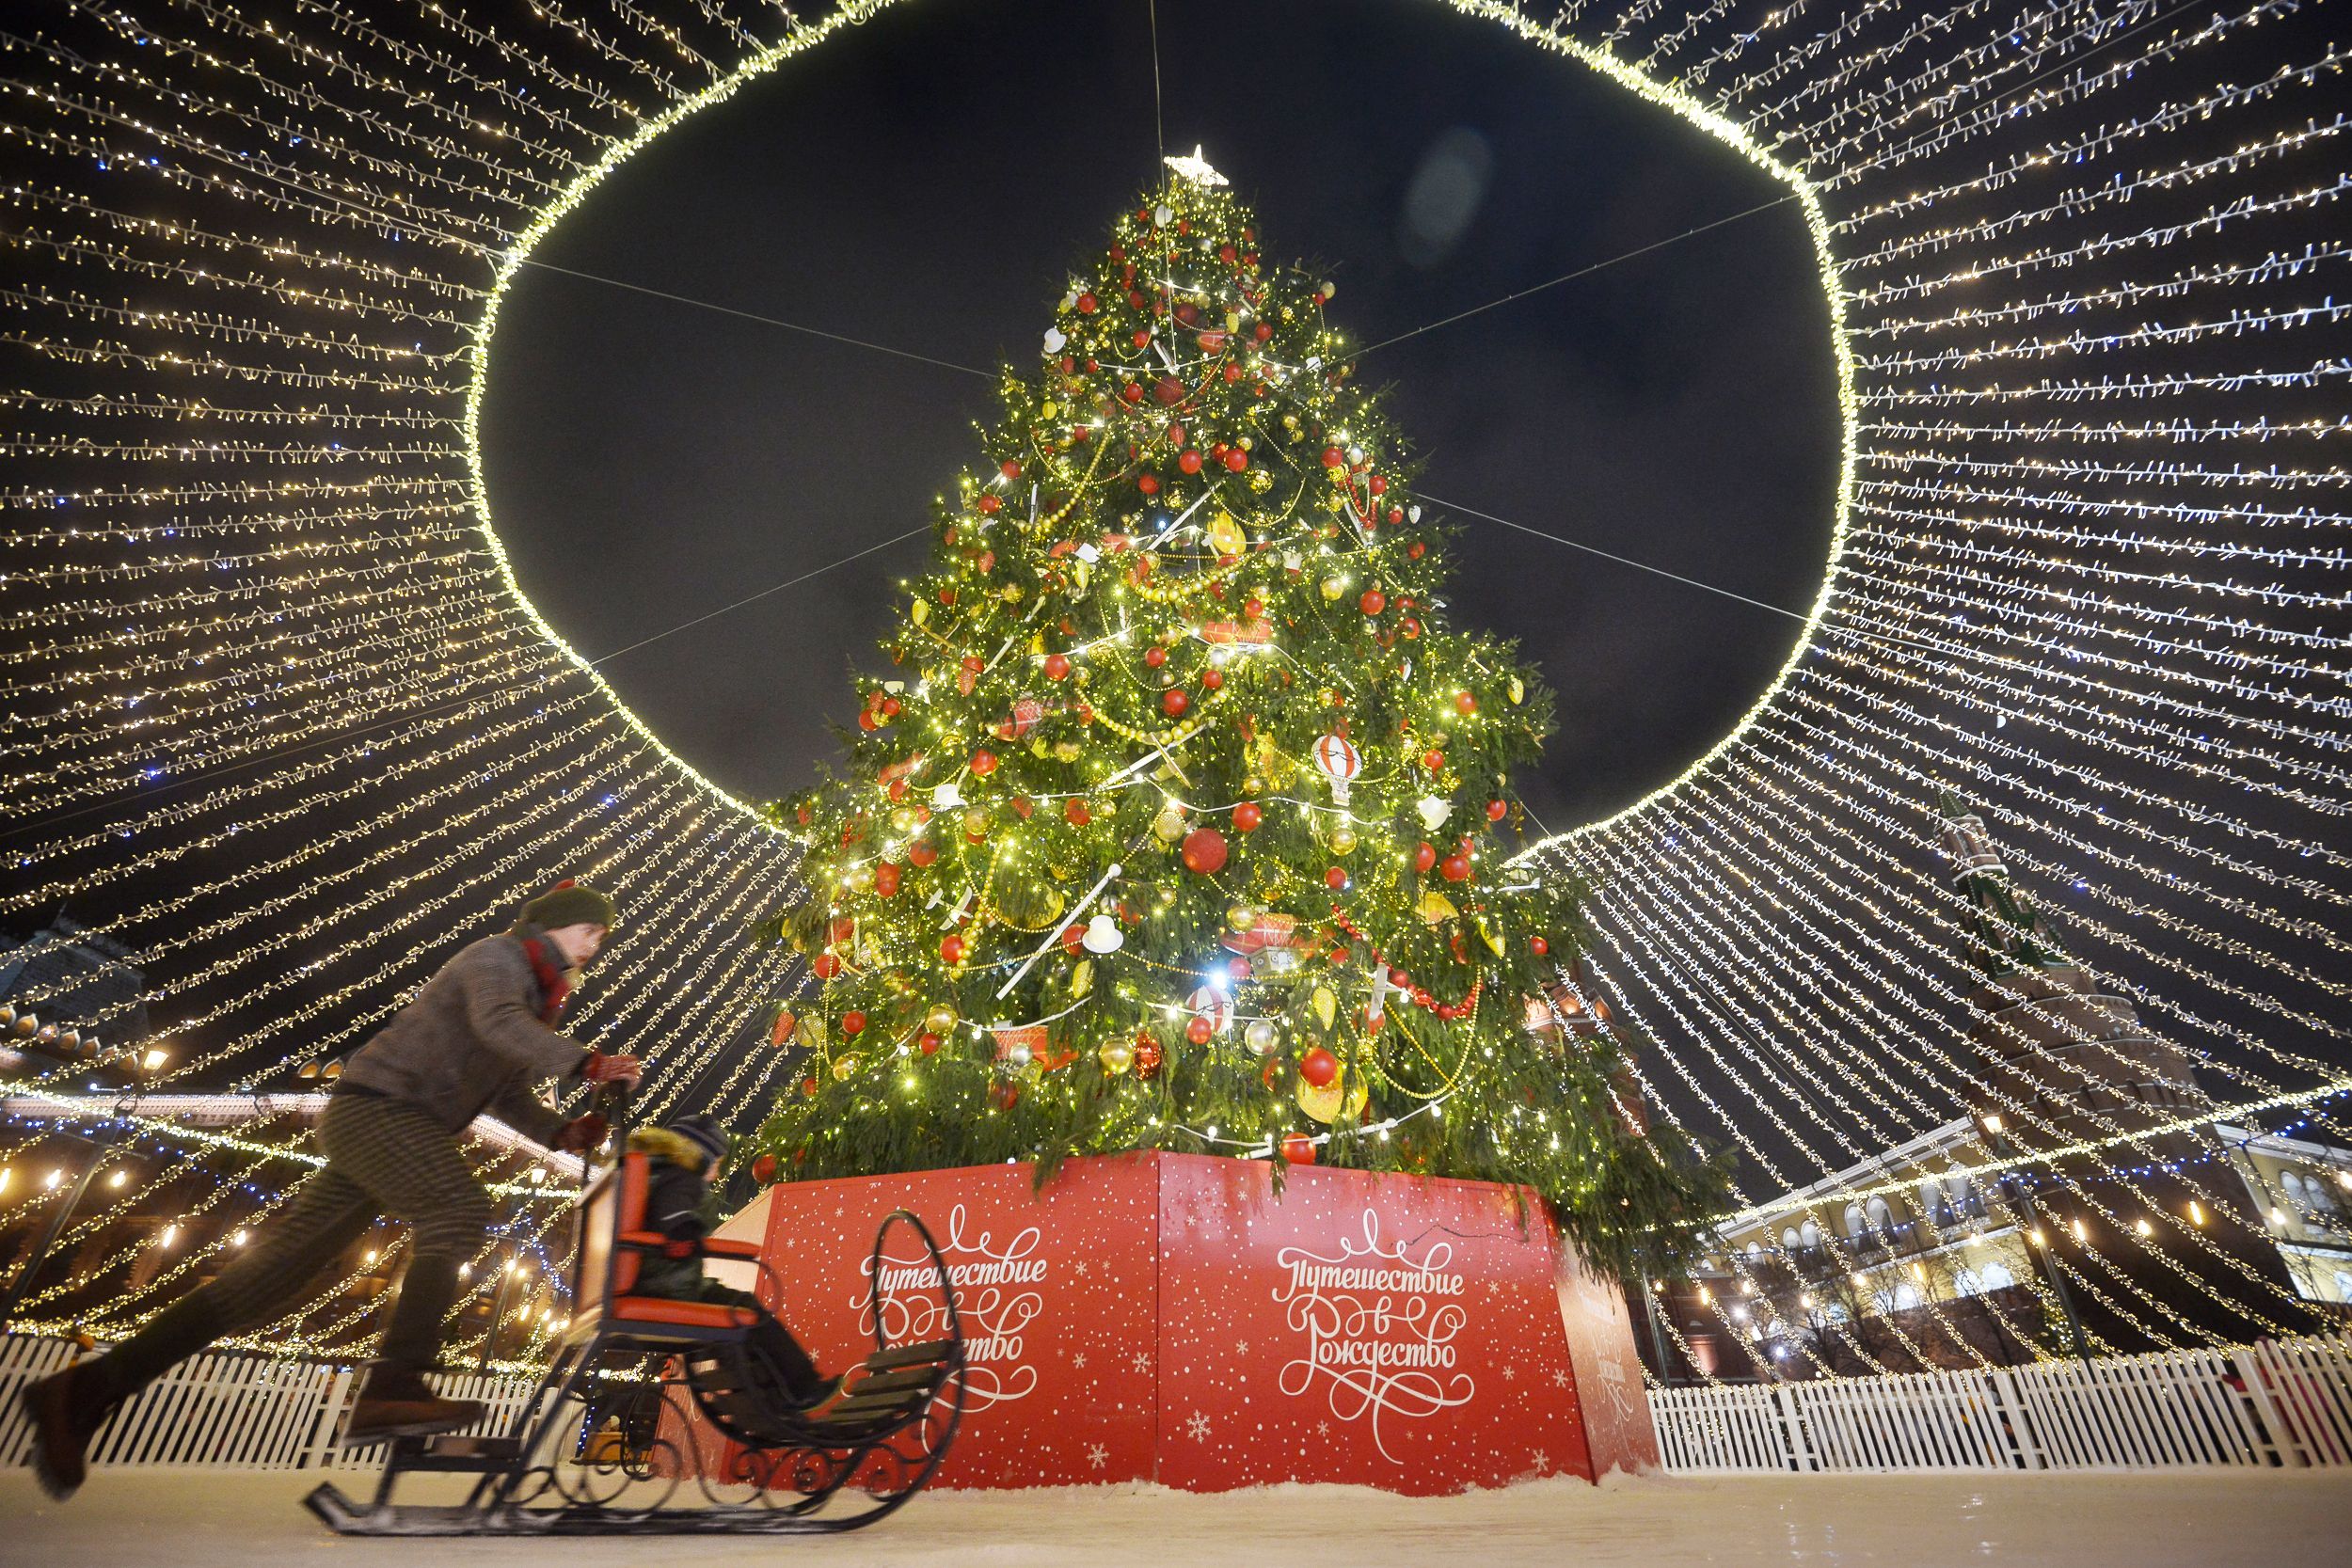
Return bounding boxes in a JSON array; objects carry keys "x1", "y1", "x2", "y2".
[{"x1": 0, "y1": 1145, "x2": 109, "y2": 1329}]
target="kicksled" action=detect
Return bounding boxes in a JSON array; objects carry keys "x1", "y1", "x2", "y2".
[{"x1": 305, "y1": 1150, "x2": 966, "y2": 1535}]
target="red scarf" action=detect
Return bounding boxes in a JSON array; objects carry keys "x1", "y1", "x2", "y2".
[{"x1": 520, "y1": 934, "x2": 572, "y2": 1024}]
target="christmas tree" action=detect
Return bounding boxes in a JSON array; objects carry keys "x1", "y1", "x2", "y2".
[{"x1": 755, "y1": 154, "x2": 1726, "y2": 1278}]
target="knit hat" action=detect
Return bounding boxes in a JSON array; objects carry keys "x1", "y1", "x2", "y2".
[
  {"x1": 519, "y1": 878, "x2": 618, "y2": 932},
  {"x1": 667, "y1": 1115, "x2": 728, "y2": 1167}
]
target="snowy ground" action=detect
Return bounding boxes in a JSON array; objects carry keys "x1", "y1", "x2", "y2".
[{"x1": 4, "y1": 1468, "x2": 2348, "y2": 1565}]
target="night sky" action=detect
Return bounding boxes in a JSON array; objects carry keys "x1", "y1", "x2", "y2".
[{"x1": 481, "y1": 0, "x2": 1839, "y2": 833}]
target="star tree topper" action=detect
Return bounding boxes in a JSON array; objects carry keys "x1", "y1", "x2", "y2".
[{"x1": 1163, "y1": 145, "x2": 1229, "y2": 188}]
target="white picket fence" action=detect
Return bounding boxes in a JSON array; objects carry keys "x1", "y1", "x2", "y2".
[
  {"x1": 1651, "y1": 1336, "x2": 2352, "y2": 1472},
  {"x1": 0, "y1": 1334, "x2": 542, "y2": 1472},
  {"x1": 7, "y1": 1330, "x2": 2351, "y2": 1475}
]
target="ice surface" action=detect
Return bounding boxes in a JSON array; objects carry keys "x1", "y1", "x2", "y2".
[{"x1": 4, "y1": 1468, "x2": 2348, "y2": 1565}]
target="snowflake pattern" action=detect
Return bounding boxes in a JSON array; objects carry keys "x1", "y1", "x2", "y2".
[
  {"x1": 1072, "y1": 1352, "x2": 1088, "y2": 1369},
  {"x1": 1184, "y1": 1411, "x2": 1213, "y2": 1441},
  {"x1": 1087, "y1": 1443, "x2": 1108, "y2": 1469}
]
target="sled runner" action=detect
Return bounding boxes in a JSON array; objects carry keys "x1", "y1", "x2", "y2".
[{"x1": 305, "y1": 1151, "x2": 967, "y2": 1535}]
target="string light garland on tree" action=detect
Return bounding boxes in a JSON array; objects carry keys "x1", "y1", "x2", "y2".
[{"x1": 0, "y1": 0, "x2": 2340, "y2": 1371}]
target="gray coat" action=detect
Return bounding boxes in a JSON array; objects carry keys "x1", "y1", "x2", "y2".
[{"x1": 337, "y1": 927, "x2": 588, "y2": 1144}]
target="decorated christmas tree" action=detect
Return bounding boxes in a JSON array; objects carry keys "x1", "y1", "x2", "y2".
[{"x1": 755, "y1": 153, "x2": 1725, "y2": 1278}]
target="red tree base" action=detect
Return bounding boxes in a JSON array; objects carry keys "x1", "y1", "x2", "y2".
[{"x1": 691, "y1": 1150, "x2": 1658, "y2": 1494}]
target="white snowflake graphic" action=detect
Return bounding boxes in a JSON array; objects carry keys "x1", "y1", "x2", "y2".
[
  {"x1": 1087, "y1": 1442, "x2": 1108, "y2": 1469},
  {"x1": 1502, "y1": 1365, "x2": 1517, "y2": 1382},
  {"x1": 1184, "y1": 1411, "x2": 1213, "y2": 1441},
  {"x1": 1315, "y1": 1420, "x2": 1331, "y2": 1437},
  {"x1": 1073, "y1": 1259, "x2": 1089, "y2": 1275},
  {"x1": 1072, "y1": 1351, "x2": 1088, "y2": 1369},
  {"x1": 1532, "y1": 1449, "x2": 1548, "y2": 1470},
  {"x1": 1132, "y1": 1352, "x2": 1152, "y2": 1374},
  {"x1": 1550, "y1": 1369, "x2": 1570, "y2": 1387},
  {"x1": 1232, "y1": 1338, "x2": 1248, "y2": 1355}
]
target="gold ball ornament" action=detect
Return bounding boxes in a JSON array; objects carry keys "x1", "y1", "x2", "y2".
[
  {"x1": 1098, "y1": 1039, "x2": 1136, "y2": 1075},
  {"x1": 846, "y1": 863, "x2": 876, "y2": 893},
  {"x1": 1328, "y1": 824, "x2": 1359, "y2": 855},
  {"x1": 831, "y1": 1054, "x2": 859, "y2": 1082},
  {"x1": 1319, "y1": 576, "x2": 1347, "y2": 603},
  {"x1": 1152, "y1": 805, "x2": 1188, "y2": 843},
  {"x1": 1228, "y1": 904, "x2": 1260, "y2": 933},
  {"x1": 1244, "y1": 1019, "x2": 1279, "y2": 1054},
  {"x1": 924, "y1": 1003, "x2": 959, "y2": 1036},
  {"x1": 1298, "y1": 1075, "x2": 1370, "y2": 1125}
]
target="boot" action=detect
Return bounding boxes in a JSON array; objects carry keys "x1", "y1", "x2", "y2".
[
  {"x1": 339, "y1": 1363, "x2": 484, "y2": 1445},
  {"x1": 21, "y1": 1359, "x2": 117, "y2": 1501}
]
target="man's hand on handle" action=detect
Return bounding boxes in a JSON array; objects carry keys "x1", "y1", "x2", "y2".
[
  {"x1": 553, "y1": 1114, "x2": 608, "y2": 1153},
  {"x1": 580, "y1": 1051, "x2": 643, "y2": 1086}
]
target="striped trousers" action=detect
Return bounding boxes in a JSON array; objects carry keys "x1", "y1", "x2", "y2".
[{"x1": 99, "y1": 1091, "x2": 494, "y2": 1396}]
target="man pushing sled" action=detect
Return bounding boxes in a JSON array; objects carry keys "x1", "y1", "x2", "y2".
[{"x1": 23, "y1": 879, "x2": 643, "y2": 1499}]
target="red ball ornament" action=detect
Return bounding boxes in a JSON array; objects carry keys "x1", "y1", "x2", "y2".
[
  {"x1": 1185, "y1": 1015, "x2": 1214, "y2": 1046},
  {"x1": 751, "y1": 1152, "x2": 779, "y2": 1184},
  {"x1": 1222, "y1": 448, "x2": 1248, "y2": 471},
  {"x1": 1422, "y1": 748, "x2": 1446, "y2": 772},
  {"x1": 858, "y1": 709, "x2": 880, "y2": 732},
  {"x1": 1440, "y1": 853, "x2": 1470, "y2": 882},
  {"x1": 1163, "y1": 689, "x2": 1190, "y2": 718},
  {"x1": 1000, "y1": 459, "x2": 1022, "y2": 480},
  {"x1": 1456, "y1": 691, "x2": 1478, "y2": 715},
  {"x1": 977, "y1": 494, "x2": 1001, "y2": 515},
  {"x1": 1401, "y1": 617, "x2": 1422, "y2": 640},
  {"x1": 916, "y1": 1032, "x2": 943, "y2": 1057},
  {"x1": 1486, "y1": 799, "x2": 1509, "y2": 821},
  {"x1": 874, "y1": 863, "x2": 901, "y2": 896},
  {"x1": 1065, "y1": 799, "x2": 1092, "y2": 826},
  {"x1": 1280, "y1": 1132, "x2": 1317, "y2": 1164},
  {"x1": 940, "y1": 935, "x2": 967, "y2": 964},
  {"x1": 1414, "y1": 841, "x2": 1438, "y2": 873},
  {"x1": 1232, "y1": 801, "x2": 1263, "y2": 832},
  {"x1": 1144, "y1": 644, "x2": 1167, "y2": 668},
  {"x1": 1201, "y1": 668, "x2": 1223, "y2": 690},
  {"x1": 1320, "y1": 446, "x2": 1344, "y2": 469},
  {"x1": 881, "y1": 697, "x2": 901, "y2": 718},
  {"x1": 1076, "y1": 293, "x2": 1099, "y2": 313},
  {"x1": 1359, "y1": 590, "x2": 1386, "y2": 616},
  {"x1": 1299, "y1": 1047, "x2": 1340, "y2": 1087},
  {"x1": 1531, "y1": 935, "x2": 1550, "y2": 956},
  {"x1": 1254, "y1": 321, "x2": 1273, "y2": 341},
  {"x1": 1152, "y1": 375, "x2": 1185, "y2": 405},
  {"x1": 812, "y1": 953, "x2": 842, "y2": 979},
  {"x1": 1326, "y1": 865, "x2": 1349, "y2": 890},
  {"x1": 801, "y1": 1077, "x2": 818, "y2": 1098},
  {"x1": 1134, "y1": 1038, "x2": 1164, "y2": 1078},
  {"x1": 1043, "y1": 652, "x2": 1073, "y2": 681},
  {"x1": 1137, "y1": 473, "x2": 1160, "y2": 495},
  {"x1": 1180, "y1": 827, "x2": 1229, "y2": 875},
  {"x1": 1177, "y1": 449, "x2": 1203, "y2": 474},
  {"x1": 971, "y1": 749, "x2": 1000, "y2": 777},
  {"x1": 908, "y1": 840, "x2": 938, "y2": 868},
  {"x1": 840, "y1": 1010, "x2": 866, "y2": 1037}
]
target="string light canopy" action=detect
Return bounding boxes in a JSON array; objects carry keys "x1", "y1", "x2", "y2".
[{"x1": 0, "y1": 0, "x2": 2343, "y2": 1369}]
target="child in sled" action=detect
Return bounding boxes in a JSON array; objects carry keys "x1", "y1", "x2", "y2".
[{"x1": 629, "y1": 1117, "x2": 829, "y2": 1405}]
